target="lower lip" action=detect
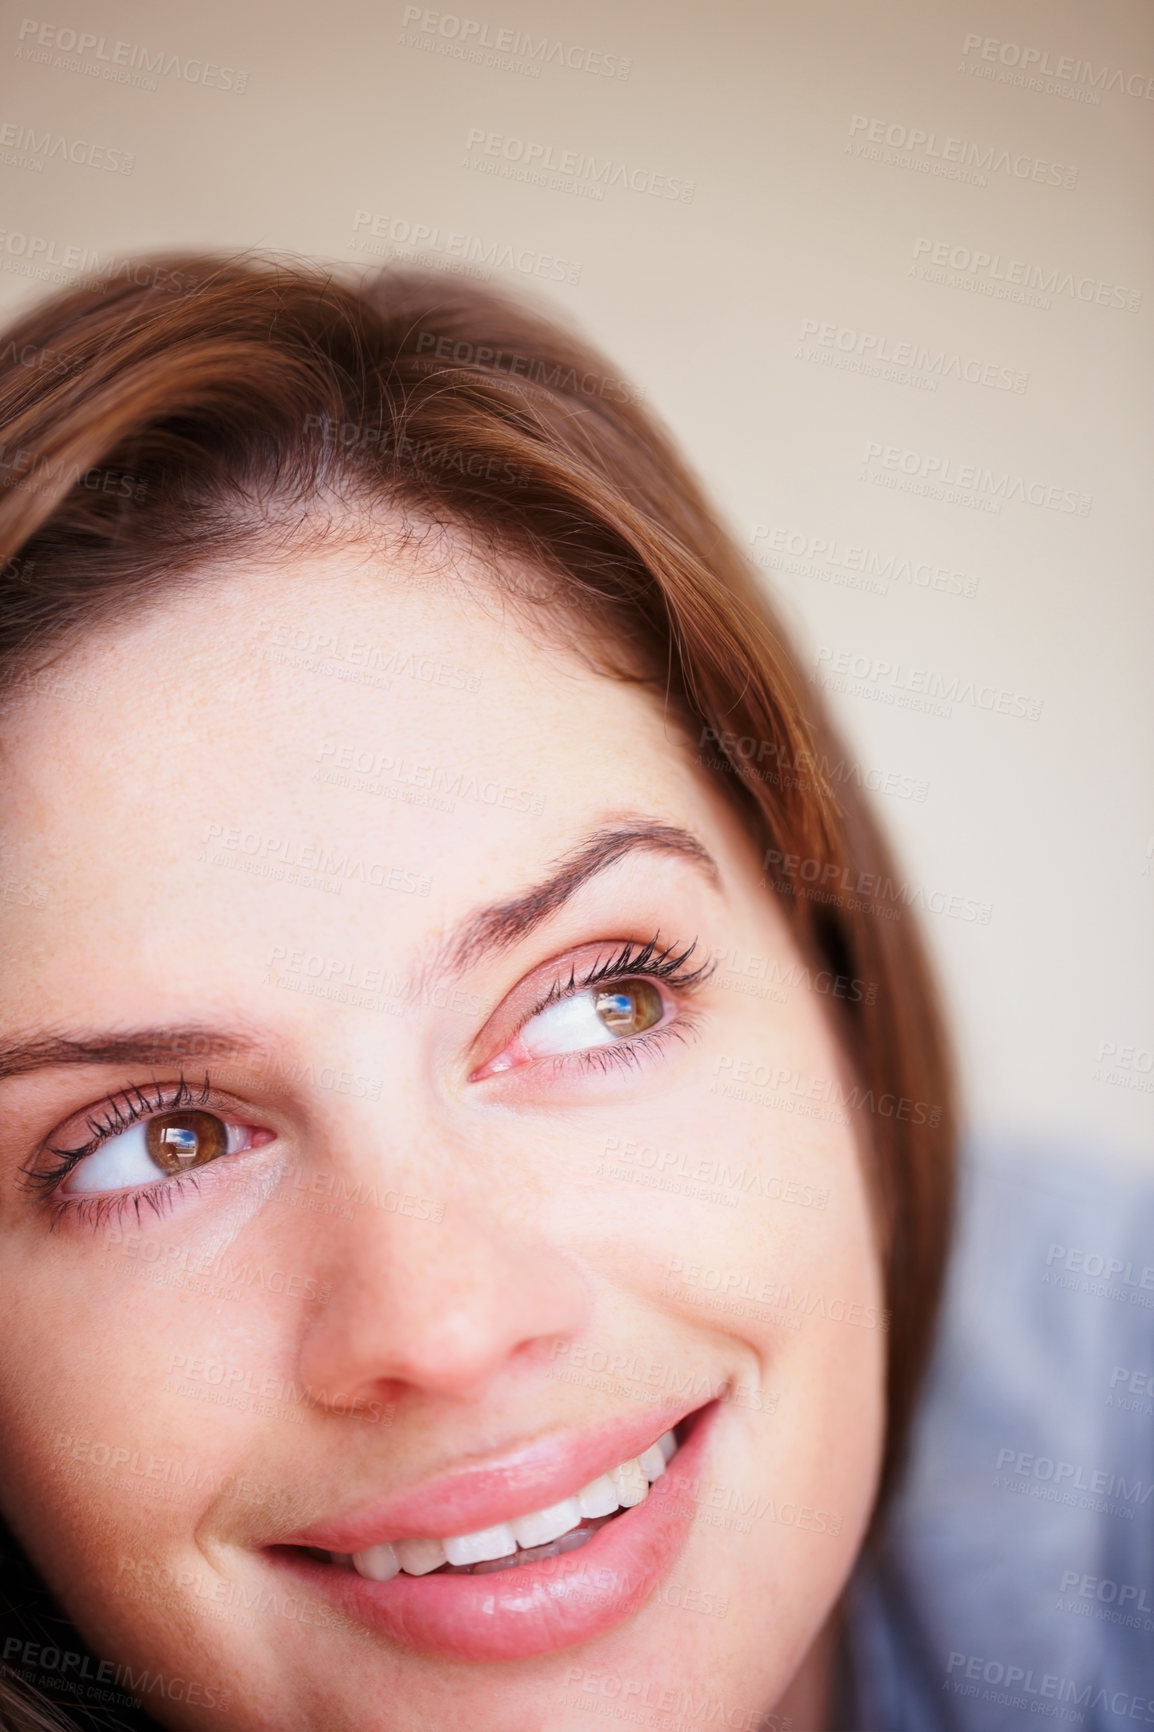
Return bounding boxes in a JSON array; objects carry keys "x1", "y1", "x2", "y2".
[{"x1": 267, "y1": 1402, "x2": 716, "y2": 1662}]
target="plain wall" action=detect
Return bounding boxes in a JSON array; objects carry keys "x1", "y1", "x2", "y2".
[{"x1": 2, "y1": 0, "x2": 1151, "y2": 1162}]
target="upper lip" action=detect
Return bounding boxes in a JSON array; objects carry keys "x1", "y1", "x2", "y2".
[{"x1": 271, "y1": 1401, "x2": 698, "y2": 1554}]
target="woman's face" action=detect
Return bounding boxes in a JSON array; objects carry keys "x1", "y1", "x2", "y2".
[{"x1": 0, "y1": 538, "x2": 884, "y2": 1731}]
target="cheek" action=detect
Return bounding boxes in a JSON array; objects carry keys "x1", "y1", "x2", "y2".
[
  {"x1": 581, "y1": 1057, "x2": 880, "y2": 1310},
  {"x1": 651, "y1": 1131, "x2": 885, "y2": 1511},
  {"x1": 577, "y1": 1073, "x2": 886, "y2": 1572},
  {"x1": 0, "y1": 1256, "x2": 280, "y2": 1604}
]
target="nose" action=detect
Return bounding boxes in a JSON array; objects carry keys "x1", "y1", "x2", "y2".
[{"x1": 296, "y1": 1173, "x2": 592, "y2": 1411}]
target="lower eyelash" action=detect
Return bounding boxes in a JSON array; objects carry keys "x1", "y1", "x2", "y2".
[
  {"x1": 555, "y1": 1012, "x2": 701, "y2": 1078},
  {"x1": 44, "y1": 1171, "x2": 206, "y2": 1234}
]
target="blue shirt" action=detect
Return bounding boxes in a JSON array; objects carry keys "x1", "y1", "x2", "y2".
[{"x1": 845, "y1": 1144, "x2": 1154, "y2": 1728}]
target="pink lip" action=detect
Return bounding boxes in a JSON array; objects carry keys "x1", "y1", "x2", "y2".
[
  {"x1": 268, "y1": 1402, "x2": 716, "y2": 1662},
  {"x1": 278, "y1": 1399, "x2": 703, "y2": 1551}
]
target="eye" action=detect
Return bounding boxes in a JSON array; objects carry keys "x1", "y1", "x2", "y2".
[
  {"x1": 482, "y1": 978, "x2": 666, "y2": 1075},
  {"x1": 59, "y1": 1110, "x2": 260, "y2": 1196}
]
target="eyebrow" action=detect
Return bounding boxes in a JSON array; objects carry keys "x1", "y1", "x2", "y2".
[
  {"x1": 441, "y1": 818, "x2": 721, "y2": 977},
  {"x1": 0, "y1": 819, "x2": 720, "y2": 1084},
  {"x1": 0, "y1": 1030, "x2": 268, "y2": 1085}
]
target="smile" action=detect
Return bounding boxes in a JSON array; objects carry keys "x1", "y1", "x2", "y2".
[
  {"x1": 269, "y1": 1402, "x2": 717, "y2": 1661},
  {"x1": 313, "y1": 1429, "x2": 678, "y2": 1579}
]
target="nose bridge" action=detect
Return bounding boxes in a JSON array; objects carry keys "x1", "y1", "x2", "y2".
[{"x1": 293, "y1": 1111, "x2": 591, "y2": 1407}]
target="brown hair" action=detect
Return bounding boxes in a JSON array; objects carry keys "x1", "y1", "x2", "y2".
[{"x1": 0, "y1": 253, "x2": 953, "y2": 1503}]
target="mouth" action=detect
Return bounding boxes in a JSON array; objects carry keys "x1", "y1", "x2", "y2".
[
  {"x1": 267, "y1": 1403, "x2": 715, "y2": 1662},
  {"x1": 302, "y1": 1427, "x2": 678, "y2": 1582}
]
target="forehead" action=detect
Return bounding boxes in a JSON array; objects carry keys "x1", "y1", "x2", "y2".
[
  {"x1": 0, "y1": 543, "x2": 728, "y2": 1019},
  {"x1": 1, "y1": 539, "x2": 691, "y2": 820}
]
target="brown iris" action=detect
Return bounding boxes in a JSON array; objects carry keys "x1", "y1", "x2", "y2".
[
  {"x1": 593, "y1": 979, "x2": 663, "y2": 1037},
  {"x1": 145, "y1": 1110, "x2": 228, "y2": 1175}
]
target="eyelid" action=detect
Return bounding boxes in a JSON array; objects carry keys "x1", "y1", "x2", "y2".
[
  {"x1": 468, "y1": 933, "x2": 711, "y2": 1081},
  {"x1": 51, "y1": 1075, "x2": 213, "y2": 1156},
  {"x1": 21, "y1": 1074, "x2": 264, "y2": 1199}
]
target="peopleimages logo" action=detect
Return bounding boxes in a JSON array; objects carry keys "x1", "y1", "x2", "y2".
[
  {"x1": 699, "y1": 725, "x2": 932, "y2": 804},
  {"x1": 463, "y1": 128, "x2": 696, "y2": 201},
  {"x1": 848, "y1": 114, "x2": 1077, "y2": 188},
  {"x1": 763, "y1": 845, "x2": 993, "y2": 927},
  {"x1": 400, "y1": 8, "x2": 631, "y2": 77},
  {"x1": 796, "y1": 320, "x2": 1027, "y2": 394},
  {"x1": 814, "y1": 644, "x2": 1043, "y2": 723},
  {"x1": 961, "y1": 33, "x2": 1154, "y2": 101},
  {"x1": 1, "y1": 1639, "x2": 231, "y2": 1714},
  {"x1": 14, "y1": 18, "x2": 248, "y2": 92},
  {"x1": 993, "y1": 1445, "x2": 1152, "y2": 1523},
  {"x1": 944, "y1": 1651, "x2": 1154, "y2": 1722},
  {"x1": 351, "y1": 209, "x2": 582, "y2": 285},
  {"x1": 0, "y1": 234, "x2": 197, "y2": 291},
  {"x1": 755, "y1": 522, "x2": 978, "y2": 599},
  {"x1": 1045, "y1": 1242, "x2": 1154, "y2": 1292},
  {"x1": 200, "y1": 820, "x2": 432, "y2": 898},
  {"x1": 861, "y1": 439, "x2": 1092, "y2": 516},
  {"x1": 0, "y1": 118, "x2": 134, "y2": 172},
  {"x1": 1059, "y1": 1569, "x2": 1154, "y2": 1613},
  {"x1": 911, "y1": 237, "x2": 1142, "y2": 313}
]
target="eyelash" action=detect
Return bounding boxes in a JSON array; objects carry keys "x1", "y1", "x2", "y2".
[
  {"x1": 23, "y1": 935, "x2": 712, "y2": 1227},
  {"x1": 517, "y1": 933, "x2": 713, "y2": 1076},
  {"x1": 20, "y1": 1074, "x2": 219, "y2": 1231}
]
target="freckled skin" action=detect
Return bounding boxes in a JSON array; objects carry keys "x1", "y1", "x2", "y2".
[{"x1": 0, "y1": 540, "x2": 884, "y2": 1731}]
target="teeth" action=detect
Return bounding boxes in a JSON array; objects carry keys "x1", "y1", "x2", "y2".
[
  {"x1": 638, "y1": 1443, "x2": 668, "y2": 1482},
  {"x1": 340, "y1": 1428, "x2": 681, "y2": 1576},
  {"x1": 393, "y1": 1536, "x2": 447, "y2": 1575},
  {"x1": 443, "y1": 1523, "x2": 516, "y2": 1566},
  {"x1": 352, "y1": 1544, "x2": 399, "y2": 1581},
  {"x1": 510, "y1": 1496, "x2": 581, "y2": 1550},
  {"x1": 577, "y1": 1474, "x2": 620, "y2": 1518},
  {"x1": 611, "y1": 1458, "x2": 650, "y2": 1507}
]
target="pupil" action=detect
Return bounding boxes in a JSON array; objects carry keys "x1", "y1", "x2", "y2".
[
  {"x1": 162, "y1": 1128, "x2": 198, "y2": 1154},
  {"x1": 595, "y1": 979, "x2": 662, "y2": 1036}
]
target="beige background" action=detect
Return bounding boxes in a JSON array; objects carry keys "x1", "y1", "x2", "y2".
[{"x1": 1, "y1": 0, "x2": 1151, "y2": 1163}]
